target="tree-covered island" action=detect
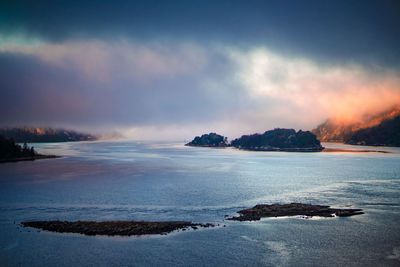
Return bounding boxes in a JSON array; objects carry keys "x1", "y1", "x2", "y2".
[
  {"x1": 185, "y1": 133, "x2": 229, "y2": 147},
  {"x1": 231, "y1": 128, "x2": 324, "y2": 152},
  {"x1": 187, "y1": 129, "x2": 323, "y2": 152}
]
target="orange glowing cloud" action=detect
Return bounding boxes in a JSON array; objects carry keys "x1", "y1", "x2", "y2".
[{"x1": 229, "y1": 47, "x2": 400, "y2": 127}]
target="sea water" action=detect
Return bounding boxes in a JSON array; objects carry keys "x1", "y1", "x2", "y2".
[{"x1": 0, "y1": 141, "x2": 400, "y2": 266}]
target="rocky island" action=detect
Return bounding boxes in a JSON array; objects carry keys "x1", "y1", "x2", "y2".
[
  {"x1": 185, "y1": 133, "x2": 229, "y2": 147},
  {"x1": 0, "y1": 134, "x2": 58, "y2": 163},
  {"x1": 227, "y1": 203, "x2": 364, "y2": 221},
  {"x1": 21, "y1": 220, "x2": 215, "y2": 236},
  {"x1": 231, "y1": 128, "x2": 324, "y2": 152}
]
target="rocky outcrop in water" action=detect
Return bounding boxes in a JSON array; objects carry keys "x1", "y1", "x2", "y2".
[
  {"x1": 227, "y1": 203, "x2": 363, "y2": 221},
  {"x1": 21, "y1": 220, "x2": 215, "y2": 236}
]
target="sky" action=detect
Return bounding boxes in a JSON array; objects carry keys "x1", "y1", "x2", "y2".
[{"x1": 1, "y1": 0, "x2": 400, "y2": 140}]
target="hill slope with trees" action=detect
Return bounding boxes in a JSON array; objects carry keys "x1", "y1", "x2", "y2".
[
  {"x1": 0, "y1": 127, "x2": 96, "y2": 143},
  {"x1": 312, "y1": 107, "x2": 400, "y2": 146},
  {"x1": 346, "y1": 115, "x2": 400, "y2": 146}
]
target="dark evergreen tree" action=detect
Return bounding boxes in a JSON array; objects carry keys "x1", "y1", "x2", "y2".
[{"x1": 0, "y1": 135, "x2": 38, "y2": 160}]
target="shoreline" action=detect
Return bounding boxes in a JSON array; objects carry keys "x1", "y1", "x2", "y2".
[
  {"x1": 186, "y1": 144, "x2": 324, "y2": 152},
  {"x1": 0, "y1": 154, "x2": 60, "y2": 163},
  {"x1": 322, "y1": 148, "x2": 391, "y2": 153},
  {"x1": 234, "y1": 147, "x2": 324, "y2": 152},
  {"x1": 186, "y1": 144, "x2": 393, "y2": 153}
]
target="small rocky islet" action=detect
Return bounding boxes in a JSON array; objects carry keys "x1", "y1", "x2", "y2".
[
  {"x1": 21, "y1": 220, "x2": 216, "y2": 236},
  {"x1": 227, "y1": 203, "x2": 364, "y2": 221}
]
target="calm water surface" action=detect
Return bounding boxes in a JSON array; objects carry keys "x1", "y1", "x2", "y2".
[{"x1": 1, "y1": 141, "x2": 400, "y2": 266}]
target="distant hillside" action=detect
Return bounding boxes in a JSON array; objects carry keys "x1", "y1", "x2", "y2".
[
  {"x1": 346, "y1": 115, "x2": 400, "y2": 146},
  {"x1": 0, "y1": 127, "x2": 96, "y2": 143},
  {"x1": 312, "y1": 107, "x2": 400, "y2": 142},
  {"x1": 312, "y1": 119, "x2": 355, "y2": 142},
  {"x1": 185, "y1": 133, "x2": 228, "y2": 147},
  {"x1": 231, "y1": 128, "x2": 323, "y2": 152}
]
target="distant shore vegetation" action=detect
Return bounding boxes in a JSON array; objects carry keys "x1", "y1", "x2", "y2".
[{"x1": 0, "y1": 127, "x2": 96, "y2": 143}]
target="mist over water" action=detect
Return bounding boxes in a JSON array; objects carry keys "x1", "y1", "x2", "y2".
[{"x1": 1, "y1": 141, "x2": 400, "y2": 266}]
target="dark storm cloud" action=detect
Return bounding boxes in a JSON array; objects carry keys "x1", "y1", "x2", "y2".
[
  {"x1": 0, "y1": 48, "x2": 248, "y2": 128},
  {"x1": 0, "y1": 52, "x2": 94, "y2": 125},
  {"x1": 1, "y1": 0, "x2": 400, "y2": 67}
]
